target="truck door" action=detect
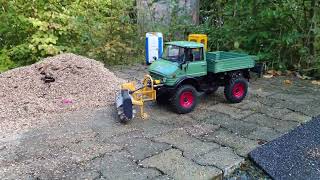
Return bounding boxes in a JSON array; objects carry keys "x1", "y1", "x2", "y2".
[{"x1": 184, "y1": 48, "x2": 207, "y2": 77}]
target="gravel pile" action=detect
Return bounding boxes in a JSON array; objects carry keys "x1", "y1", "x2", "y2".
[{"x1": 0, "y1": 53, "x2": 125, "y2": 137}]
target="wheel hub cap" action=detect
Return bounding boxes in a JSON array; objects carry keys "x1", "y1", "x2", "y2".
[
  {"x1": 232, "y1": 83, "x2": 245, "y2": 98},
  {"x1": 180, "y1": 91, "x2": 194, "y2": 108}
]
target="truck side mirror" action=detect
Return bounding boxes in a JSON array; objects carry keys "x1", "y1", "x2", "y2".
[
  {"x1": 181, "y1": 63, "x2": 188, "y2": 71},
  {"x1": 179, "y1": 60, "x2": 186, "y2": 69}
]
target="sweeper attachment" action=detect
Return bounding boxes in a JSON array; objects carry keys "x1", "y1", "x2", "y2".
[{"x1": 115, "y1": 75, "x2": 160, "y2": 123}]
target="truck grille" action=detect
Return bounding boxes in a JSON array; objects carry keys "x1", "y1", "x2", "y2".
[{"x1": 149, "y1": 72, "x2": 163, "y2": 80}]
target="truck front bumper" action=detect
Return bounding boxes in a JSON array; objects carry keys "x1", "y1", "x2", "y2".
[{"x1": 155, "y1": 85, "x2": 175, "y2": 97}]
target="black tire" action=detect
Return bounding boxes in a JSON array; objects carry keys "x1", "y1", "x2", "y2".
[
  {"x1": 224, "y1": 78, "x2": 248, "y2": 103},
  {"x1": 171, "y1": 85, "x2": 198, "y2": 114},
  {"x1": 156, "y1": 92, "x2": 170, "y2": 105}
]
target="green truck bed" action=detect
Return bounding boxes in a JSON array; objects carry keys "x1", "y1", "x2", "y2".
[{"x1": 206, "y1": 51, "x2": 255, "y2": 73}]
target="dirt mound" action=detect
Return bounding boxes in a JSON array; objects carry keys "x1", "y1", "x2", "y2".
[{"x1": 0, "y1": 53, "x2": 125, "y2": 137}]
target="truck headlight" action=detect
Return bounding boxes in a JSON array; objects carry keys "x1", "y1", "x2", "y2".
[{"x1": 154, "y1": 79, "x2": 161, "y2": 84}]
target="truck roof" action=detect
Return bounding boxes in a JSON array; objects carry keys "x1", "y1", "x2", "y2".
[{"x1": 165, "y1": 41, "x2": 204, "y2": 48}]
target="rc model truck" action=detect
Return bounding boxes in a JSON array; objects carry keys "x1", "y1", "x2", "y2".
[{"x1": 116, "y1": 38, "x2": 257, "y2": 122}]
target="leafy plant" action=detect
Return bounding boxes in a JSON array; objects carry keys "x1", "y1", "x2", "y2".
[
  {"x1": 0, "y1": 0, "x2": 319, "y2": 78},
  {"x1": 193, "y1": 0, "x2": 319, "y2": 77},
  {"x1": 0, "y1": 0, "x2": 142, "y2": 72}
]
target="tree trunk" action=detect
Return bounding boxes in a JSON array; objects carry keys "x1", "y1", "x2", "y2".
[
  {"x1": 136, "y1": 0, "x2": 200, "y2": 33},
  {"x1": 252, "y1": 0, "x2": 257, "y2": 16},
  {"x1": 308, "y1": 0, "x2": 316, "y2": 55}
]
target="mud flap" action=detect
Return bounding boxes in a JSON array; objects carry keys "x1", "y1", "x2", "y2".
[{"x1": 251, "y1": 62, "x2": 266, "y2": 78}]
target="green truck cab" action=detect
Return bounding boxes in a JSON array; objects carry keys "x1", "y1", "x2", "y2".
[{"x1": 149, "y1": 41, "x2": 256, "y2": 114}]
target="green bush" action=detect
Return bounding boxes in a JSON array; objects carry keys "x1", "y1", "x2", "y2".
[
  {"x1": 0, "y1": 0, "x2": 319, "y2": 78},
  {"x1": 0, "y1": 48, "x2": 15, "y2": 72},
  {"x1": 0, "y1": 0, "x2": 142, "y2": 72},
  {"x1": 192, "y1": 0, "x2": 320, "y2": 77}
]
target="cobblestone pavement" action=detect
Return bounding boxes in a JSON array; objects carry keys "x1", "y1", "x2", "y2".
[{"x1": 1, "y1": 64, "x2": 320, "y2": 179}]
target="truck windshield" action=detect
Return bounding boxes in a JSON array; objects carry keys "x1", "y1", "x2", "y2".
[{"x1": 162, "y1": 45, "x2": 185, "y2": 63}]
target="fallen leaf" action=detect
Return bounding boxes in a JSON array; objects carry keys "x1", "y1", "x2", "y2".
[
  {"x1": 267, "y1": 69, "x2": 282, "y2": 76},
  {"x1": 311, "y1": 80, "x2": 320, "y2": 85},
  {"x1": 257, "y1": 139, "x2": 267, "y2": 145},
  {"x1": 301, "y1": 75, "x2": 312, "y2": 80},
  {"x1": 275, "y1": 71, "x2": 282, "y2": 76},
  {"x1": 286, "y1": 70, "x2": 293, "y2": 76},
  {"x1": 283, "y1": 79, "x2": 293, "y2": 85},
  {"x1": 267, "y1": 70, "x2": 275, "y2": 75},
  {"x1": 295, "y1": 72, "x2": 303, "y2": 79},
  {"x1": 263, "y1": 74, "x2": 273, "y2": 78},
  {"x1": 295, "y1": 72, "x2": 311, "y2": 80}
]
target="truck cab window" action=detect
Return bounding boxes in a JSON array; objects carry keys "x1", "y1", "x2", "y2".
[
  {"x1": 186, "y1": 48, "x2": 203, "y2": 61},
  {"x1": 185, "y1": 49, "x2": 194, "y2": 62},
  {"x1": 162, "y1": 45, "x2": 185, "y2": 63}
]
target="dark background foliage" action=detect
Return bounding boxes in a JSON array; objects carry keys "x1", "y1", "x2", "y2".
[
  {"x1": 0, "y1": 0, "x2": 319, "y2": 78},
  {"x1": 193, "y1": 0, "x2": 319, "y2": 77}
]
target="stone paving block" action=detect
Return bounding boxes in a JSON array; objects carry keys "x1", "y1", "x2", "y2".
[
  {"x1": 255, "y1": 96, "x2": 282, "y2": 106},
  {"x1": 91, "y1": 108, "x2": 137, "y2": 139},
  {"x1": 239, "y1": 101, "x2": 263, "y2": 111},
  {"x1": 91, "y1": 151, "x2": 160, "y2": 180},
  {"x1": 141, "y1": 149, "x2": 222, "y2": 180},
  {"x1": 155, "y1": 129, "x2": 220, "y2": 159},
  {"x1": 271, "y1": 93, "x2": 314, "y2": 104},
  {"x1": 153, "y1": 112, "x2": 195, "y2": 127},
  {"x1": 65, "y1": 138, "x2": 122, "y2": 163},
  {"x1": 148, "y1": 105, "x2": 180, "y2": 124},
  {"x1": 200, "y1": 92, "x2": 226, "y2": 106},
  {"x1": 109, "y1": 133, "x2": 171, "y2": 160},
  {"x1": 282, "y1": 112, "x2": 312, "y2": 123},
  {"x1": 250, "y1": 88, "x2": 275, "y2": 98},
  {"x1": 274, "y1": 100, "x2": 320, "y2": 117},
  {"x1": 13, "y1": 128, "x2": 122, "y2": 164},
  {"x1": 206, "y1": 104, "x2": 254, "y2": 119},
  {"x1": 245, "y1": 126, "x2": 281, "y2": 142},
  {"x1": 131, "y1": 120, "x2": 176, "y2": 138},
  {"x1": 183, "y1": 123, "x2": 220, "y2": 137},
  {"x1": 1, "y1": 148, "x2": 102, "y2": 180},
  {"x1": 258, "y1": 106, "x2": 292, "y2": 119},
  {"x1": 242, "y1": 113, "x2": 300, "y2": 133},
  {"x1": 188, "y1": 108, "x2": 214, "y2": 121},
  {"x1": 3, "y1": 64, "x2": 320, "y2": 179},
  {"x1": 109, "y1": 130, "x2": 145, "y2": 142},
  {"x1": 145, "y1": 103, "x2": 195, "y2": 128},
  {"x1": 152, "y1": 175, "x2": 174, "y2": 180},
  {"x1": 204, "y1": 113, "x2": 258, "y2": 136},
  {"x1": 231, "y1": 100, "x2": 299, "y2": 120},
  {"x1": 227, "y1": 100, "x2": 259, "y2": 110},
  {"x1": 194, "y1": 147, "x2": 245, "y2": 176},
  {"x1": 203, "y1": 129, "x2": 259, "y2": 157},
  {"x1": 58, "y1": 169, "x2": 101, "y2": 180}
]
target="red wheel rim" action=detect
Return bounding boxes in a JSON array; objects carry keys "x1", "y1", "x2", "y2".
[
  {"x1": 180, "y1": 91, "x2": 194, "y2": 108},
  {"x1": 232, "y1": 83, "x2": 245, "y2": 99}
]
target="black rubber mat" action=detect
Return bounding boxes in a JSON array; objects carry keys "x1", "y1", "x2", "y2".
[{"x1": 249, "y1": 116, "x2": 320, "y2": 180}]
